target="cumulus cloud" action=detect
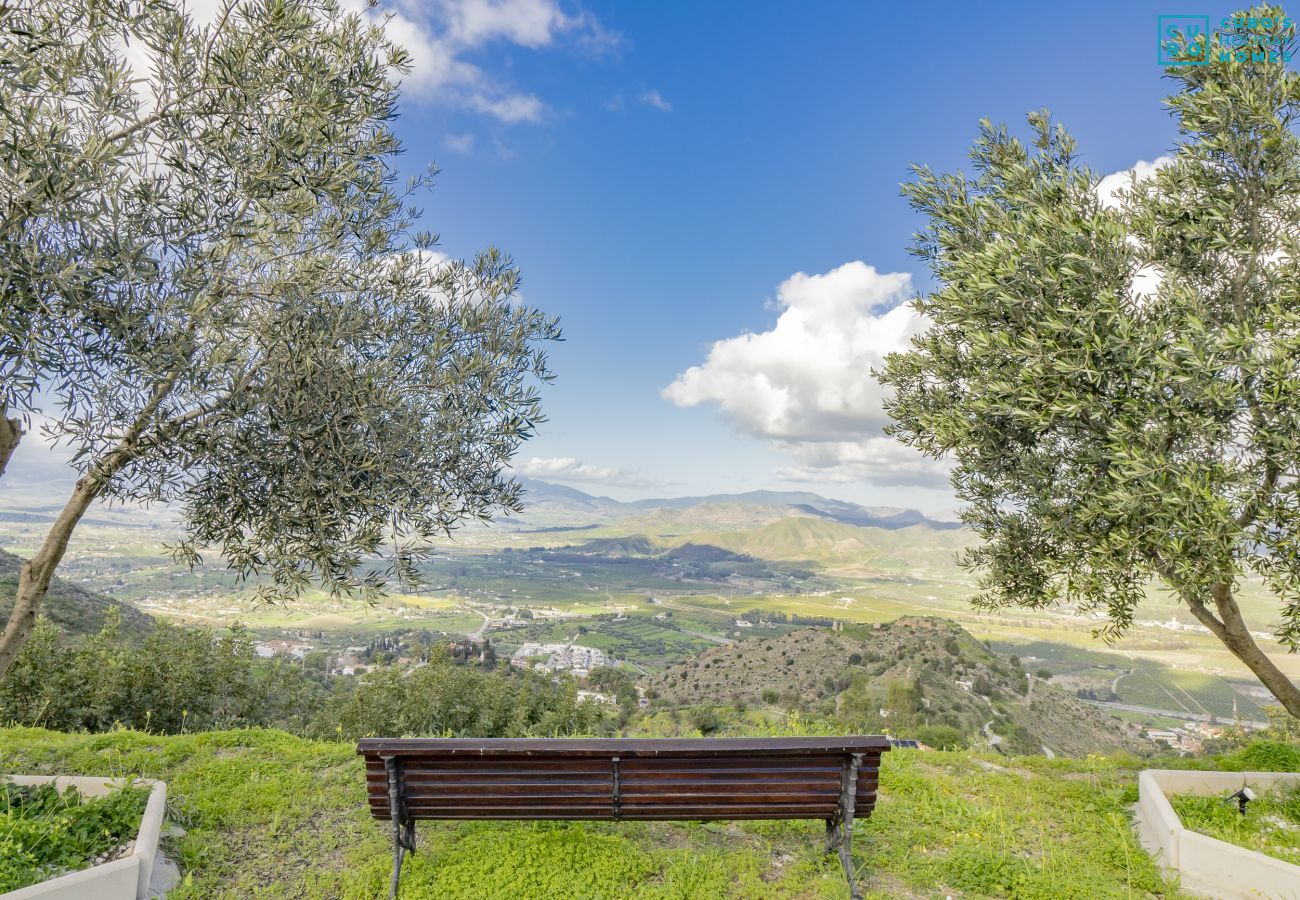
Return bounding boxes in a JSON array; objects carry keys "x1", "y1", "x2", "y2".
[
  {"x1": 120, "y1": 2, "x2": 617, "y2": 126},
  {"x1": 1097, "y1": 156, "x2": 1176, "y2": 302},
  {"x1": 515, "y1": 456, "x2": 663, "y2": 488},
  {"x1": 663, "y1": 261, "x2": 945, "y2": 488},
  {"x1": 639, "y1": 90, "x2": 672, "y2": 112},
  {"x1": 664, "y1": 262, "x2": 923, "y2": 441},
  {"x1": 327, "y1": 0, "x2": 621, "y2": 123},
  {"x1": 1097, "y1": 155, "x2": 1174, "y2": 209}
]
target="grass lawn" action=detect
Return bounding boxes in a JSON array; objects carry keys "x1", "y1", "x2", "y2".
[{"x1": 0, "y1": 727, "x2": 1192, "y2": 898}]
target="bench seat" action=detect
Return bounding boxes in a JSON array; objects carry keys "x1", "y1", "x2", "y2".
[{"x1": 358, "y1": 736, "x2": 889, "y2": 898}]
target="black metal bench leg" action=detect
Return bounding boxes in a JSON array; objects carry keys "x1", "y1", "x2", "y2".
[
  {"x1": 389, "y1": 829, "x2": 404, "y2": 900},
  {"x1": 836, "y1": 753, "x2": 863, "y2": 900},
  {"x1": 386, "y1": 757, "x2": 409, "y2": 899}
]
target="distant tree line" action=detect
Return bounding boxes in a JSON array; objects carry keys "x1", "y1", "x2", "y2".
[{"x1": 0, "y1": 614, "x2": 608, "y2": 741}]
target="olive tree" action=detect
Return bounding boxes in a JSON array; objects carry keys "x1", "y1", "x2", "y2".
[
  {"x1": 879, "y1": 9, "x2": 1300, "y2": 715},
  {"x1": 0, "y1": 0, "x2": 559, "y2": 675}
]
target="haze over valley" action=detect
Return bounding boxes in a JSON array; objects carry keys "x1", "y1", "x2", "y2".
[{"x1": 2, "y1": 475, "x2": 1286, "y2": 751}]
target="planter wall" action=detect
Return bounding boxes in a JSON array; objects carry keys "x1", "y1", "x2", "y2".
[
  {"x1": 1135, "y1": 768, "x2": 1300, "y2": 899},
  {"x1": 1, "y1": 775, "x2": 167, "y2": 900}
]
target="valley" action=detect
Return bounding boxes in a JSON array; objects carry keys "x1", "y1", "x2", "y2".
[{"x1": 0, "y1": 478, "x2": 1289, "y2": 746}]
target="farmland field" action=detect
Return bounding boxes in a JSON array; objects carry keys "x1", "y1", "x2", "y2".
[{"x1": 2, "y1": 487, "x2": 1296, "y2": 725}]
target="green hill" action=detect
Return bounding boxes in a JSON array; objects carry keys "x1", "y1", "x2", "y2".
[
  {"x1": 647, "y1": 617, "x2": 1148, "y2": 757},
  {"x1": 0, "y1": 548, "x2": 152, "y2": 640},
  {"x1": 678, "y1": 518, "x2": 978, "y2": 575},
  {"x1": 0, "y1": 726, "x2": 1185, "y2": 898}
]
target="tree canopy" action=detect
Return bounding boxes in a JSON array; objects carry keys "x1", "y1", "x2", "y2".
[
  {"x1": 880, "y1": 7, "x2": 1300, "y2": 714},
  {"x1": 0, "y1": 0, "x2": 559, "y2": 673}
]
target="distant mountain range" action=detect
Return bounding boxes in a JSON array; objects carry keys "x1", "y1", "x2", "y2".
[{"x1": 509, "y1": 478, "x2": 964, "y2": 532}]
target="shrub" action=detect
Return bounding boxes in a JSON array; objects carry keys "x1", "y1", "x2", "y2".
[
  {"x1": 318, "y1": 654, "x2": 611, "y2": 740},
  {"x1": 912, "y1": 724, "x2": 969, "y2": 750},
  {"x1": 0, "y1": 613, "x2": 318, "y2": 733},
  {"x1": 1224, "y1": 740, "x2": 1300, "y2": 773}
]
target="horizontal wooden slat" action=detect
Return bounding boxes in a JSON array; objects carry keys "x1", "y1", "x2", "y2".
[
  {"x1": 375, "y1": 795, "x2": 613, "y2": 806},
  {"x1": 619, "y1": 769, "x2": 839, "y2": 782},
  {"x1": 359, "y1": 737, "x2": 891, "y2": 753},
  {"x1": 366, "y1": 760, "x2": 613, "y2": 776},
  {"x1": 358, "y1": 736, "x2": 890, "y2": 758},
  {"x1": 366, "y1": 771, "x2": 612, "y2": 784},
  {"x1": 620, "y1": 779, "x2": 839, "y2": 792},
  {"x1": 368, "y1": 786, "x2": 616, "y2": 799},
  {"x1": 619, "y1": 757, "x2": 844, "y2": 771},
  {"x1": 620, "y1": 791, "x2": 838, "y2": 803},
  {"x1": 619, "y1": 809, "x2": 834, "y2": 821}
]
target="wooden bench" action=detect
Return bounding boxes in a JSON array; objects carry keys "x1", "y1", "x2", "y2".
[{"x1": 358, "y1": 736, "x2": 890, "y2": 899}]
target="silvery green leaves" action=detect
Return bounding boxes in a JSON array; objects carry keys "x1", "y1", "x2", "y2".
[
  {"x1": 880, "y1": 6, "x2": 1300, "y2": 714},
  {"x1": 0, "y1": 0, "x2": 559, "y2": 669}
]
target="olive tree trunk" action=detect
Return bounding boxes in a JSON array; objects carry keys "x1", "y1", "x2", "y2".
[
  {"x1": 1180, "y1": 581, "x2": 1300, "y2": 719},
  {"x1": 0, "y1": 387, "x2": 163, "y2": 676},
  {"x1": 0, "y1": 471, "x2": 105, "y2": 675}
]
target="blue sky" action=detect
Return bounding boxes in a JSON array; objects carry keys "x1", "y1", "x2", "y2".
[
  {"x1": 373, "y1": 0, "x2": 1197, "y2": 510},
  {"x1": 1, "y1": 0, "x2": 1215, "y2": 511}
]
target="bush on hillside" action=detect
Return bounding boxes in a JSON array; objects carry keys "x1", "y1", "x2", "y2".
[
  {"x1": 0, "y1": 614, "x2": 608, "y2": 742},
  {"x1": 317, "y1": 655, "x2": 612, "y2": 740},
  {"x1": 912, "y1": 724, "x2": 969, "y2": 750},
  {"x1": 1220, "y1": 740, "x2": 1300, "y2": 773},
  {"x1": 0, "y1": 613, "x2": 324, "y2": 733}
]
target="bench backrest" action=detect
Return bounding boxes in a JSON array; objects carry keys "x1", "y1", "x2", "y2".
[{"x1": 358, "y1": 737, "x2": 889, "y2": 822}]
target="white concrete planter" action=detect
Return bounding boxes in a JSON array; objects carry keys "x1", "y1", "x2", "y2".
[
  {"x1": 1, "y1": 776, "x2": 167, "y2": 900},
  {"x1": 1135, "y1": 768, "x2": 1300, "y2": 899}
]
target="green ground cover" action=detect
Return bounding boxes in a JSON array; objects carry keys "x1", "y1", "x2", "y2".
[
  {"x1": 1171, "y1": 783, "x2": 1300, "y2": 866},
  {"x1": 0, "y1": 727, "x2": 1193, "y2": 898},
  {"x1": 0, "y1": 779, "x2": 149, "y2": 891}
]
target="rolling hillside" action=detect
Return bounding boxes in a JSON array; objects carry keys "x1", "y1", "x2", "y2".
[
  {"x1": 691, "y1": 518, "x2": 977, "y2": 573},
  {"x1": 553, "y1": 513, "x2": 978, "y2": 579},
  {"x1": 0, "y1": 548, "x2": 153, "y2": 640},
  {"x1": 646, "y1": 617, "x2": 1148, "y2": 757}
]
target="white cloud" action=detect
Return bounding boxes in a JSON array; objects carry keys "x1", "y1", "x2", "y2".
[
  {"x1": 1097, "y1": 156, "x2": 1176, "y2": 303},
  {"x1": 774, "y1": 439, "x2": 952, "y2": 489},
  {"x1": 339, "y1": 0, "x2": 620, "y2": 123},
  {"x1": 443, "y1": 132, "x2": 475, "y2": 154},
  {"x1": 515, "y1": 456, "x2": 662, "y2": 488},
  {"x1": 120, "y1": 2, "x2": 617, "y2": 130},
  {"x1": 663, "y1": 261, "x2": 945, "y2": 488},
  {"x1": 639, "y1": 89, "x2": 671, "y2": 112},
  {"x1": 1097, "y1": 155, "x2": 1174, "y2": 210},
  {"x1": 665, "y1": 262, "x2": 923, "y2": 441}
]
